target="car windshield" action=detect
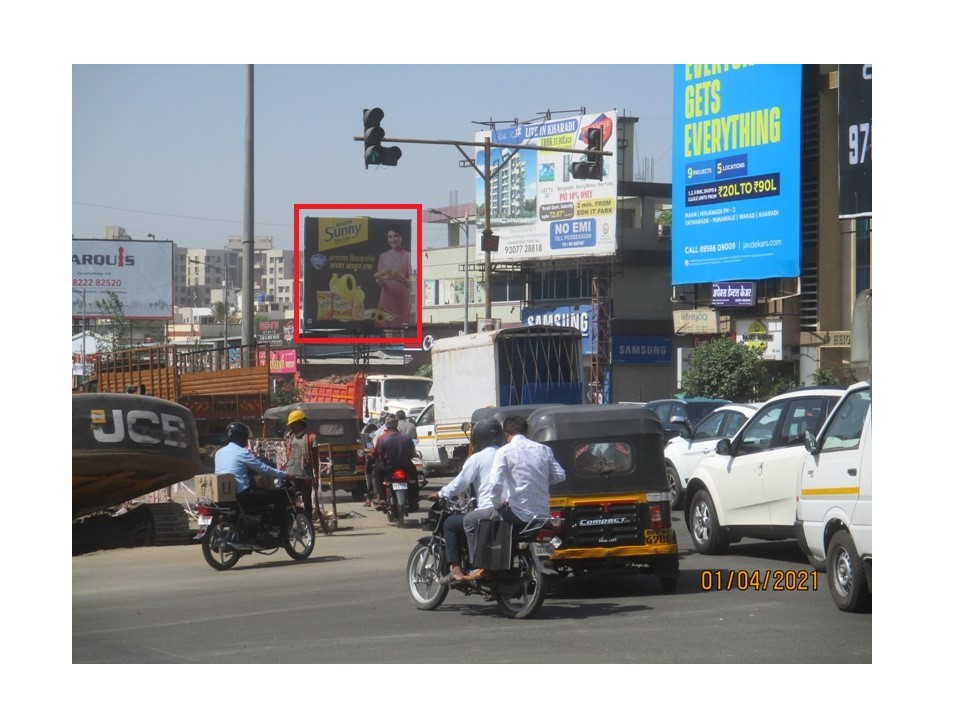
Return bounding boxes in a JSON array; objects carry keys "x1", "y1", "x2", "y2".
[
  {"x1": 688, "y1": 402, "x2": 728, "y2": 425},
  {"x1": 382, "y1": 379, "x2": 432, "y2": 400}
]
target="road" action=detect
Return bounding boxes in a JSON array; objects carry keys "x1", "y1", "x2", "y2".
[{"x1": 73, "y1": 480, "x2": 871, "y2": 665}]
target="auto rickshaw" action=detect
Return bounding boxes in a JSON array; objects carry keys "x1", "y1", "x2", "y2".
[
  {"x1": 259, "y1": 402, "x2": 368, "y2": 501},
  {"x1": 525, "y1": 404, "x2": 680, "y2": 592}
]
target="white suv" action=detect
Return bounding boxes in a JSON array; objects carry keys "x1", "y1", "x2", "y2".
[
  {"x1": 683, "y1": 387, "x2": 846, "y2": 554},
  {"x1": 796, "y1": 381, "x2": 872, "y2": 612}
]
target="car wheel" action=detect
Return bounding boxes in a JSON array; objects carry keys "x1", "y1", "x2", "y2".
[
  {"x1": 688, "y1": 489, "x2": 728, "y2": 555},
  {"x1": 665, "y1": 463, "x2": 682, "y2": 510},
  {"x1": 826, "y1": 530, "x2": 871, "y2": 613}
]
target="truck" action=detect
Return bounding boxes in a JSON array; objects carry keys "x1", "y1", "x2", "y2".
[
  {"x1": 299, "y1": 372, "x2": 432, "y2": 424},
  {"x1": 418, "y1": 325, "x2": 584, "y2": 475},
  {"x1": 93, "y1": 344, "x2": 273, "y2": 441}
]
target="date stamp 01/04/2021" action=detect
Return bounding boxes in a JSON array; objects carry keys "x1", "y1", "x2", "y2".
[{"x1": 700, "y1": 569, "x2": 818, "y2": 592}]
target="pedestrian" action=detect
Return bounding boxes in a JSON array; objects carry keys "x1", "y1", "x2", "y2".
[{"x1": 283, "y1": 409, "x2": 317, "y2": 521}]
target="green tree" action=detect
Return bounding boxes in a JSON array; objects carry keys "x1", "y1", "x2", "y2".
[
  {"x1": 269, "y1": 382, "x2": 302, "y2": 408},
  {"x1": 414, "y1": 363, "x2": 432, "y2": 378},
  {"x1": 95, "y1": 290, "x2": 129, "y2": 350},
  {"x1": 681, "y1": 336, "x2": 770, "y2": 402},
  {"x1": 811, "y1": 363, "x2": 858, "y2": 386}
]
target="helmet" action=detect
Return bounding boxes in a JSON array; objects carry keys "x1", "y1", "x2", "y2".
[
  {"x1": 471, "y1": 418, "x2": 505, "y2": 452},
  {"x1": 287, "y1": 409, "x2": 306, "y2": 426},
  {"x1": 226, "y1": 421, "x2": 251, "y2": 445},
  {"x1": 384, "y1": 413, "x2": 399, "y2": 429}
]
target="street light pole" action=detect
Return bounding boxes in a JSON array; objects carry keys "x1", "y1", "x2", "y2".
[
  {"x1": 428, "y1": 208, "x2": 471, "y2": 334},
  {"x1": 222, "y1": 279, "x2": 228, "y2": 349}
]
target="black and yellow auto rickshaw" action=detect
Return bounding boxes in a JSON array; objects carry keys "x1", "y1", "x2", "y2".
[
  {"x1": 525, "y1": 404, "x2": 680, "y2": 592},
  {"x1": 259, "y1": 402, "x2": 367, "y2": 501}
]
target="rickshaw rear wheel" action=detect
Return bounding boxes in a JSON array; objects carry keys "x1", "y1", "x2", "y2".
[{"x1": 659, "y1": 576, "x2": 678, "y2": 593}]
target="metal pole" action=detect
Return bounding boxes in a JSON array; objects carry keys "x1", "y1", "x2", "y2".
[
  {"x1": 484, "y1": 138, "x2": 492, "y2": 320},
  {"x1": 242, "y1": 64, "x2": 255, "y2": 351},
  {"x1": 463, "y1": 220, "x2": 469, "y2": 334},
  {"x1": 223, "y1": 279, "x2": 228, "y2": 355},
  {"x1": 81, "y1": 289, "x2": 87, "y2": 379}
]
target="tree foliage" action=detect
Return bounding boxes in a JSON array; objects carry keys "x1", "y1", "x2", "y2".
[
  {"x1": 681, "y1": 336, "x2": 770, "y2": 402},
  {"x1": 414, "y1": 363, "x2": 432, "y2": 378},
  {"x1": 269, "y1": 382, "x2": 302, "y2": 408},
  {"x1": 811, "y1": 363, "x2": 858, "y2": 387},
  {"x1": 95, "y1": 291, "x2": 129, "y2": 350}
]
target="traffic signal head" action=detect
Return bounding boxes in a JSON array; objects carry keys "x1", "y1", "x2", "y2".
[
  {"x1": 570, "y1": 126, "x2": 603, "y2": 180},
  {"x1": 363, "y1": 107, "x2": 402, "y2": 167}
]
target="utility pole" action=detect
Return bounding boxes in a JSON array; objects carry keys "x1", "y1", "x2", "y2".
[{"x1": 242, "y1": 64, "x2": 255, "y2": 353}]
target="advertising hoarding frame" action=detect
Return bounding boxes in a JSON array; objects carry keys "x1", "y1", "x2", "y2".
[
  {"x1": 72, "y1": 239, "x2": 175, "y2": 321},
  {"x1": 293, "y1": 204, "x2": 423, "y2": 348}
]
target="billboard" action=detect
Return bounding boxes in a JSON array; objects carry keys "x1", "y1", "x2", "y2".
[
  {"x1": 838, "y1": 64, "x2": 872, "y2": 219},
  {"x1": 297, "y1": 209, "x2": 421, "y2": 346},
  {"x1": 72, "y1": 239, "x2": 174, "y2": 320},
  {"x1": 671, "y1": 65, "x2": 802, "y2": 285},
  {"x1": 475, "y1": 110, "x2": 618, "y2": 262}
]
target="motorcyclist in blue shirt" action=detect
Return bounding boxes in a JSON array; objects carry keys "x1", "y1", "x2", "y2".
[{"x1": 215, "y1": 421, "x2": 291, "y2": 522}]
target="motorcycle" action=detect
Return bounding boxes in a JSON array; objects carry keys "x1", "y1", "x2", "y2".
[
  {"x1": 406, "y1": 497, "x2": 563, "y2": 619},
  {"x1": 382, "y1": 467, "x2": 411, "y2": 528},
  {"x1": 198, "y1": 479, "x2": 315, "y2": 570}
]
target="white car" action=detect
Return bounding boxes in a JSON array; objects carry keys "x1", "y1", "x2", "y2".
[
  {"x1": 796, "y1": 381, "x2": 872, "y2": 612},
  {"x1": 684, "y1": 387, "x2": 847, "y2": 554},
  {"x1": 663, "y1": 403, "x2": 760, "y2": 510}
]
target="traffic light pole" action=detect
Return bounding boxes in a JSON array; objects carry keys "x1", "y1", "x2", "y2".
[{"x1": 353, "y1": 132, "x2": 611, "y2": 321}]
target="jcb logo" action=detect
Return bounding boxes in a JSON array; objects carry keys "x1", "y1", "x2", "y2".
[{"x1": 90, "y1": 408, "x2": 188, "y2": 448}]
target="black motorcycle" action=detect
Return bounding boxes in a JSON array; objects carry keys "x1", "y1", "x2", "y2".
[
  {"x1": 198, "y1": 480, "x2": 315, "y2": 570},
  {"x1": 406, "y1": 497, "x2": 563, "y2": 619},
  {"x1": 382, "y1": 466, "x2": 411, "y2": 528}
]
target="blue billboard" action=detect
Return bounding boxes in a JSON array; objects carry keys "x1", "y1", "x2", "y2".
[{"x1": 671, "y1": 65, "x2": 802, "y2": 285}]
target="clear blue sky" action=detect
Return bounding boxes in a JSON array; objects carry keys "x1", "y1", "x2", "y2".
[{"x1": 72, "y1": 64, "x2": 674, "y2": 250}]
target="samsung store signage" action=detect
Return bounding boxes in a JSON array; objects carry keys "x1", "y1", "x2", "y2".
[
  {"x1": 712, "y1": 282, "x2": 755, "y2": 307},
  {"x1": 523, "y1": 304, "x2": 594, "y2": 355},
  {"x1": 612, "y1": 336, "x2": 672, "y2": 364}
]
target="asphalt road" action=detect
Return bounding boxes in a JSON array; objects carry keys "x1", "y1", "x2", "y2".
[{"x1": 72, "y1": 479, "x2": 872, "y2": 665}]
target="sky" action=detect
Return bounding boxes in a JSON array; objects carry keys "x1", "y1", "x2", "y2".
[{"x1": 72, "y1": 64, "x2": 674, "y2": 251}]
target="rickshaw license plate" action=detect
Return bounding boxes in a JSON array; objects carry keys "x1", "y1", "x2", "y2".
[
  {"x1": 198, "y1": 515, "x2": 211, "y2": 527},
  {"x1": 392, "y1": 482, "x2": 408, "y2": 490},
  {"x1": 644, "y1": 529, "x2": 673, "y2": 544}
]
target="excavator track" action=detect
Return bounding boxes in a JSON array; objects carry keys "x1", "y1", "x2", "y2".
[{"x1": 140, "y1": 503, "x2": 193, "y2": 546}]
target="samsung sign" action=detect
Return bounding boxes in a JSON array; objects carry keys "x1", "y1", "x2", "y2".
[
  {"x1": 523, "y1": 304, "x2": 594, "y2": 356},
  {"x1": 612, "y1": 336, "x2": 672, "y2": 364}
]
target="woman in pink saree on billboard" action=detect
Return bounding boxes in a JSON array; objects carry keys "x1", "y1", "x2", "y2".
[{"x1": 374, "y1": 223, "x2": 411, "y2": 328}]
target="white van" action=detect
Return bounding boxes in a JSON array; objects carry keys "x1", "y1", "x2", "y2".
[{"x1": 796, "y1": 381, "x2": 872, "y2": 612}]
